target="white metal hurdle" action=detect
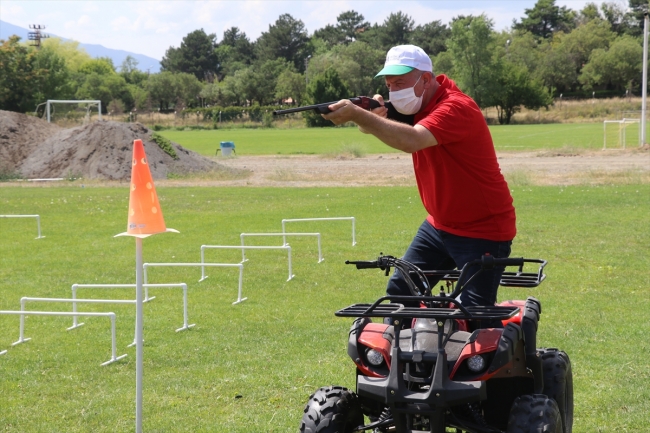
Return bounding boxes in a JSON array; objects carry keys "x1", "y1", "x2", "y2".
[
  {"x1": 1, "y1": 310, "x2": 127, "y2": 366},
  {"x1": 200, "y1": 245, "x2": 294, "y2": 281},
  {"x1": 69, "y1": 283, "x2": 194, "y2": 331},
  {"x1": 240, "y1": 232, "x2": 324, "y2": 263},
  {"x1": 281, "y1": 217, "x2": 356, "y2": 246},
  {"x1": 0, "y1": 215, "x2": 44, "y2": 239},
  {"x1": 143, "y1": 263, "x2": 246, "y2": 304}
]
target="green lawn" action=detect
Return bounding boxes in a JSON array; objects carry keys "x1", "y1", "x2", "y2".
[
  {"x1": 159, "y1": 123, "x2": 608, "y2": 156},
  {"x1": 0, "y1": 184, "x2": 648, "y2": 432}
]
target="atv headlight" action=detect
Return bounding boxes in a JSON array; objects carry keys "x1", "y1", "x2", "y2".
[
  {"x1": 467, "y1": 355, "x2": 486, "y2": 372},
  {"x1": 366, "y1": 349, "x2": 384, "y2": 366}
]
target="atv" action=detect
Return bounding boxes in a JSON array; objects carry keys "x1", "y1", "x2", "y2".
[{"x1": 300, "y1": 254, "x2": 573, "y2": 433}]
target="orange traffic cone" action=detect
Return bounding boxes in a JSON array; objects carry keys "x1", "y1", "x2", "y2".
[{"x1": 115, "y1": 139, "x2": 178, "y2": 238}]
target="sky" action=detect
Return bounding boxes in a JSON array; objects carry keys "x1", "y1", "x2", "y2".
[{"x1": 1, "y1": 0, "x2": 602, "y2": 60}]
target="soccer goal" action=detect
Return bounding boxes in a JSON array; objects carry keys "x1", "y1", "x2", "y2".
[
  {"x1": 35, "y1": 100, "x2": 102, "y2": 126},
  {"x1": 603, "y1": 118, "x2": 640, "y2": 149}
]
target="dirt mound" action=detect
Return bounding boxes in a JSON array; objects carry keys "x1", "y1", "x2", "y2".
[
  {"x1": 0, "y1": 110, "x2": 226, "y2": 180},
  {"x1": 19, "y1": 121, "x2": 220, "y2": 180},
  {"x1": 0, "y1": 110, "x2": 62, "y2": 170}
]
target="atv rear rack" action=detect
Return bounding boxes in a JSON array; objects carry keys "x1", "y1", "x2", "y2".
[
  {"x1": 335, "y1": 296, "x2": 519, "y2": 321},
  {"x1": 418, "y1": 258, "x2": 547, "y2": 288}
]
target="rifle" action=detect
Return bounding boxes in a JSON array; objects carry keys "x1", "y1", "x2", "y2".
[{"x1": 273, "y1": 96, "x2": 382, "y2": 115}]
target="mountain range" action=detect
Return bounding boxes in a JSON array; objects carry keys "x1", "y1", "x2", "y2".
[{"x1": 0, "y1": 20, "x2": 161, "y2": 72}]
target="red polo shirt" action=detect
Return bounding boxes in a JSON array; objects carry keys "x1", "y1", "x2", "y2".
[{"x1": 413, "y1": 75, "x2": 516, "y2": 241}]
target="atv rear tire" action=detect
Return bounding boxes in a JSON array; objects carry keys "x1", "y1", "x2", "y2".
[
  {"x1": 538, "y1": 348, "x2": 574, "y2": 433},
  {"x1": 506, "y1": 394, "x2": 562, "y2": 433},
  {"x1": 299, "y1": 386, "x2": 364, "y2": 433}
]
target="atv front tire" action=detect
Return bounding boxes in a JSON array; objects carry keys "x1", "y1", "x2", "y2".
[
  {"x1": 538, "y1": 348, "x2": 574, "y2": 433},
  {"x1": 506, "y1": 394, "x2": 562, "y2": 433},
  {"x1": 299, "y1": 386, "x2": 364, "y2": 433}
]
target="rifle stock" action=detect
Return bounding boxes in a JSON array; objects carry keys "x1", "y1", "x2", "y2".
[{"x1": 273, "y1": 96, "x2": 382, "y2": 115}]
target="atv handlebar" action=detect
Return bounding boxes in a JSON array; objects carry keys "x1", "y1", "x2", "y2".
[
  {"x1": 345, "y1": 260, "x2": 382, "y2": 270},
  {"x1": 346, "y1": 254, "x2": 546, "y2": 299}
]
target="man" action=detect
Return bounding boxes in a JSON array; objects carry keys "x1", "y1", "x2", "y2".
[{"x1": 322, "y1": 45, "x2": 516, "y2": 314}]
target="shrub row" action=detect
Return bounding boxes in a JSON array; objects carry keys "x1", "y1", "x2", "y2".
[{"x1": 182, "y1": 105, "x2": 288, "y2": 122}]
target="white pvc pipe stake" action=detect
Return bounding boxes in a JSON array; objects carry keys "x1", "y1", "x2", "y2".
[
  {"x1": 281, "y1": 217, "x2": 356, "y2": 246},
  {"x1": 240, "y1": 232, "x2": 323, "y2": 263},
  {"x1": 1, "y1": 310, "x2": 127, "y2": 366},
  {"x1": 135, "y1": 237, "x2": 144, "y2": 433},
  {"x1": 0, "y1": 215, "x2": 44, "y2": 239}
]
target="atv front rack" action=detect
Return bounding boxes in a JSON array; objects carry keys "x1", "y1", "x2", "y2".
[
  {"x1": 418, "y1": 258, "x2": 547, "y2": 288},
  {"x1": 335, "y1": 296, "x2": 519, "y2": 321}
]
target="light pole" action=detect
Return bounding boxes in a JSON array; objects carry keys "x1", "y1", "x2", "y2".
[{"x1": 641, "y1": 12, "x2": 648, "y2": 146}]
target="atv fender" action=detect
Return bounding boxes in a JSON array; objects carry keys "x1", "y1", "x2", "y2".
[
  {"x1": 521, "y1": 297, "x2": 543, "y2": 393},
  {"x1": 348, "y1": 319, "x2": 392, "y2": 378}
]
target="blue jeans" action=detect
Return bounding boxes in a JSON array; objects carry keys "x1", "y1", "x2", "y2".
[{"x1": 386, "y1": 220, "x2": 512, "y2": 309}]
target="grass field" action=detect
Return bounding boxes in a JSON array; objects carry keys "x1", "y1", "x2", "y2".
[
  {"x1": 1, "y1": 184, "x2": 648, "y2": 432},
  {"x1": 158, "y1": 122, "x2": 615, "y2": 156}
]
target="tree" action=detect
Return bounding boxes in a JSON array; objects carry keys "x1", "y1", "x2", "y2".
[
  {"x1": 304, "y1": 68, "x2": 350, "y2": 127},
  {"x1": 119, "y1": 56, "x2": 149, "y2": 86},
  {"x1": 78, "y1": 57, "x2": 115, "y2": 75},
  {"x1": 600, "y1": 2, "x2": 635, "y2": 36},
  {"x1": 33, "y1": 45, "x2": 74, "y2": 103},
  {"x1": 275, "y1": 70, "x2": 306, "y2": 105},
  {"x1": 513, "y1": 0, "x2": 576, "y2": 39},
  {"x1": 378, "y1": 12, "x2": 415, "y2": 50},
  {"x1": 626, "y1": 0, "x2": 649, "y2": 36},
  {"x1": 489, "y1": 60, "x2": 552, "y2": 124},
  {"x1": 337, "y1": 10, "x2": 370, "y2": 43},
  {"x1": 75, "y1": 73, "x2": 130, "y2": 112},
  {"x1": 147, "y1": 72, "x2": 178, "y2": 110},
  {"x1": 40, "y1": 38, "x2": 92, "y2": 72},
  {"x1": 559, "y1": 18, "x2": 615, "y2": 72},
  {"x1": 306, "y1": 41, "x2": 384, "y2": 97},
  {"x1": 312, "y1": 24, "x2": 346, "y2": 48},
  {"x1": 579, "y1": 35, "x2": 643, "y2": 92},
  {"x1": 410, "y1": 21, "x2": 451, "y2": 56},
  {"x1": 161, "y1": 29, "x2": 218, "y2": 80},
  {"x1": 219, "y1": 75, "x2": 244, "y2": 106},
  {"x1": 447, "y1": 15, "x2": 496, "y2": 108},
  {"x1": 432, "y1": 51, "x2": 455, "y2": 77},
  {"x1": 576, "y1": 2, "x2": 601, "y2": 26},
  {"x1": 216, "y1": 27, "x2": 255, "y2": 78},
  {"x1": 0, "y1": 36, "x2": 41, "y2": 112},
  {"x1": 175, "y1": 72, "x2": 203, "y2": 107},
  {"x1": 502, "y1": 31, "x2": 543, "y2": 75},
  {"x1": 536, "y1": 42, "x2": 578, "y2": 93},
  {"x1": 256, "y1": 14, "x2": 309, "y2": 72}
]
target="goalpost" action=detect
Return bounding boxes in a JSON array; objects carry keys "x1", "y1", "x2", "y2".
[{"x1": 42, "y1": 100, "x2": 102, "y2": 124}]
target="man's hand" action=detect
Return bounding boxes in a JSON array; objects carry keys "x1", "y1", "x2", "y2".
[
  {"x1": 321, "y1": 95, "x2": 387, "y2": 132},
  {"x1": 370, "y1": 94, "x2": 388, "y2": 118},
  {"x1": 320, "y1": 99, "x2": 361, "y2": 125}
]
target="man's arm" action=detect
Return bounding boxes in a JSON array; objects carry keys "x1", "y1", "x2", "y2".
[{"x1": 322, "y1": 99, "x2": 438, "y2": 153}]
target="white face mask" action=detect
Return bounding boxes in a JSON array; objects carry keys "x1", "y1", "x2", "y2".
[{"x1": 389, "y1": 74, "x2": 424, "y2": 115}]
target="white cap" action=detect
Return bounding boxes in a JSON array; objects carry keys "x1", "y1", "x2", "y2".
[{"x1": 375, "y1": 45, "x2": 433, "y2": 77}]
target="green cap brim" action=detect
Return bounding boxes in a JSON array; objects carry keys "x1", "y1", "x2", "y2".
[{"x1": 375, "y1": 65, "x2": 414, "y2": 78}]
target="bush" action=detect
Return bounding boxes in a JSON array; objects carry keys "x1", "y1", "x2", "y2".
[{"x1": 151, "y1": 132, "x2": 178, "y2": 159}]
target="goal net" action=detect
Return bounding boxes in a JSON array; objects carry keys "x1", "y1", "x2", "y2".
[
  {"x1": 603, "y1": 118, "x2": 640, "y2": 149},
  {"x1": 36, "y1": 100, "x2": 103, "y2": 127}
]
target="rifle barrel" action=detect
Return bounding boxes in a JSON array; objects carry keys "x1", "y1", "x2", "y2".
[{"x1": 273, "y1": 104, "x2": 325, "y2": 115}]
